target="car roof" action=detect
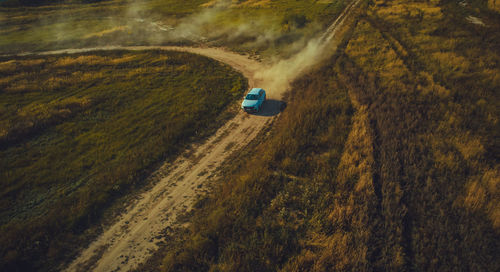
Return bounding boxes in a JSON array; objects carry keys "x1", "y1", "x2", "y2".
[{"x1": 248, "y1": 88, "x2": 264, "y2": 95}]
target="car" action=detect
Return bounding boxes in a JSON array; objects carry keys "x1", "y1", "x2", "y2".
[{"x1": 241, "y1": 88, "x2": 266, "y2": 113}]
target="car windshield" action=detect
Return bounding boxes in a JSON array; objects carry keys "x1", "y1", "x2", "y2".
[{"x1": 245, "y1": 94, "x2": 259, "y2": 100}]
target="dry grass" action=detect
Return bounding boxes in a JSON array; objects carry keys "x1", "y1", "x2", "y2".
[
  {"x1": 159, "y1": 0, "x2": 500, "y2": 270},
  {"x1": 53, "y1": 55, "x2": 109, "y2": 67},
  {"x1": 84, "y1": 25, "x2": 129, "y2": 39}
]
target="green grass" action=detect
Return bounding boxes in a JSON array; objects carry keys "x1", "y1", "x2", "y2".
[
  {"x1": 0, "y1": 0, "x2": 128, "y2": 52},
  {"x1": 0, "y1": 0, "x2": 346, "y2": 56},
  {"x1": 145, "y1": 0, "x2": 208, "y2": 16},
  {"x1": 193, "y1": 0, "x2": 346, "y2": 57},
  {"x1": 0, "y1": 50, "x2": 246, "y2": 271}
]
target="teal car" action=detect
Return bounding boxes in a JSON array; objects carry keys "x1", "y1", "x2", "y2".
[{"x1": 241, "y1": 88, "x2": 266, "y2": 113}]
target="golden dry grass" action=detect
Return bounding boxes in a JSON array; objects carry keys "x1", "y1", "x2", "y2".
[{"x1": 53, "y1": 55, "x2": 109, "y2": 67}]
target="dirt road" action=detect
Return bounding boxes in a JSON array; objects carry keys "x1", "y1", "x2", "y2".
[
  {"x1": 59, "y1": 0, "x2": 362, "y2": 271},
  {"x1": 61, "y1": 47, "x2": 277, "y2": 272}
]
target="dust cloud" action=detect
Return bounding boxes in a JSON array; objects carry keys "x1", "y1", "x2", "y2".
[
  {"x1": 255, "y1": 39, "x2": 331, "y2": 97},
  {"x1": 254, "y1": 0, "x2": 356, "y2": 97},
  {"x1": 144, "y1": 0, "x2": 348, "y2": 97},
  {"x1": 33, "y1": 0, "x2": 349, "y2": 97},
  {"x1": 153, "y1": 0, "x2": 286, "y2": 48}
]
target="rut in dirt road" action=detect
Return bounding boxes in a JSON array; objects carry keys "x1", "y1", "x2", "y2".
[{"x1": 63, "y1": 1, "x2": 362, "y2": 271}]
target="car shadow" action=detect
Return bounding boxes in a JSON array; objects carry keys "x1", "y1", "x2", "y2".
[{"x1": 251, "y1": 99, "x2": 286, "y2": 117}]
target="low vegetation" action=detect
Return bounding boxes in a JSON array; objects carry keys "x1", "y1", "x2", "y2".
[
  {"x1": 196, "y1": 0, "x2": 347, "y2": 57},
  {"x1": 0, "y1": 50, "x2": 246, "y2": 271},
  {"x1": 160, "y1": 0, "x2": 499, "y2": 271},
  {"x1": 0, "y1": 0, "x2": 346, "y2": 57},
  {"x1": 1, "y1": 0, "x2": 498, "y2": 271},
  {"x1": 159, "y1": 44, "x2": 355, "y2": 272}
]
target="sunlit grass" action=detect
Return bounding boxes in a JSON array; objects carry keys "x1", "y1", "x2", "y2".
[
  {"x1": 0, "y1": 50, "x2": 246, "y2": 270},
  {"x1": 157, "y1": 0, "x2": 500, "y2": 271},
  {"x1": 0, "y1": 0, "x2": 346, "y2": 55}
]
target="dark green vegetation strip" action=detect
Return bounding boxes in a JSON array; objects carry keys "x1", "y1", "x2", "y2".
[
  {"x1": 0, "y1": 50, "x2": 246, "y2": 271},
  {"x1": 159, "y1": 1, "x2": 499, "y2": 271}
]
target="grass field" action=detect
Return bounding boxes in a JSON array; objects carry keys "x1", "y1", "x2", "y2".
[
  {"x1": 0, "y1": 1, "x2": 349, "y2": 270},
  {"x1": 158, "y1": 38, "x2": 357, "y2": 272},
  {"x1": 0, "y1": 0, "x2": 346, "y2": 57},
  {"x1": 2, "y1": 0, "x2": 498, "y2": 271},
  {"x1": 158, "y1": 0, "x2": 500, "y2": 271},
  {"x1": 0, "y1": 50, "x2": 246, "y2": 271}
]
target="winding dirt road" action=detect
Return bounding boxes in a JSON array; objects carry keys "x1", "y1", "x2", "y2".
[
  {"x1": 44, "y1": 0, "x2": 361, "y2": 271},
  {"x1": 59, "y1": 47, "x2": 277, "y2": 272}
]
